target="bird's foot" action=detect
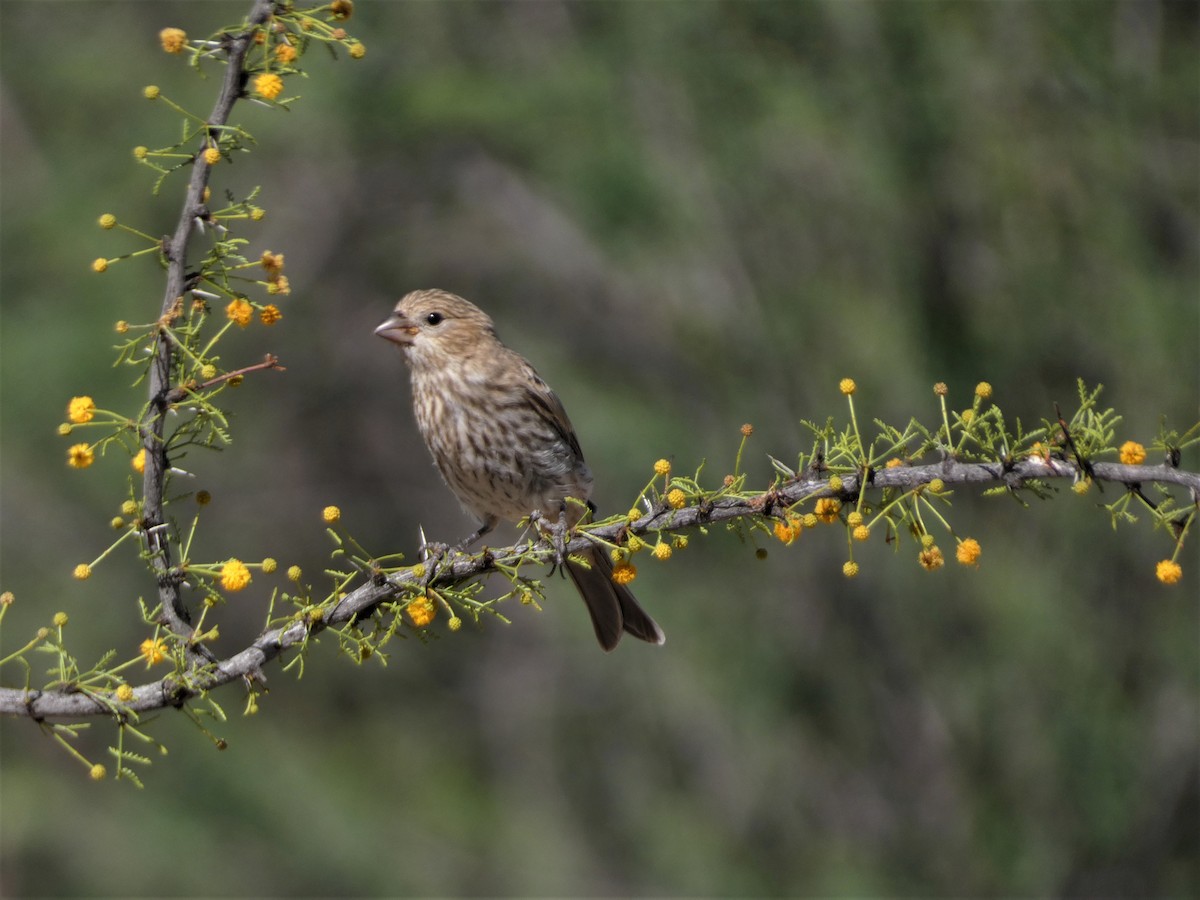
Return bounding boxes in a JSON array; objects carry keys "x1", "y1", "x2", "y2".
[{"x1": 529, "y1": 509, "x2": 571, "y2": 575}]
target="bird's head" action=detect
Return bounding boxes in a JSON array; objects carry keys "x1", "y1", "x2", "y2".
[{"x1": 375, "y1": 289, "x2": 498, "y2": 365}]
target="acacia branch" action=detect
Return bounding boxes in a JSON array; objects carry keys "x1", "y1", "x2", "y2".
[
  {"x1": 3, "y1": 456, "x2": 1194, "y2": 720},
  {"x1": 140, "y1": 0, "x2": 276, "y2": 656}
]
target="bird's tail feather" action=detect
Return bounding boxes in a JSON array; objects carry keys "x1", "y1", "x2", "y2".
[{"x1": 566, "y1": 545, "x2": 666, "y2": 651}]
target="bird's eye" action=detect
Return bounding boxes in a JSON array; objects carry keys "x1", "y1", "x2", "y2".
[{"x1": 425, "y1": 312, "x2": 444, "y2": 326}]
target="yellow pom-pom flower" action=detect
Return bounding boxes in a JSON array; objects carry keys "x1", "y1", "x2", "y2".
[
  {"x1": 287, "y1": 565, "x2": 303, "y2": 582},
  {"x1": 773, "y1": 517, "x2": 802, "y2": 546},
  {"x1": 67, "y1": 444, "x2": 94, "y2": 469},
  {"x1": 975, "y1": 382, "x2": 992, "y2": 399},
  {"x1": 73, "y1": 563, "x2": 91, "y2": 580},
  {"x1": 67, "y1": 396, "x2": 96, "y2": 424},
  {"x1": 142, "y1": 85, "x2": 160, "y2": 100},
  {"x1": 132, "y1": 448, "x2": 146, "y2": 474},
  {"x1": 666, "y1": 488, "x2": 686, "y2": 509},
  {"x1": 918, "y1": 546, "x2": 945, "y2": 571},
  {"x1": 261, "y1": 558, "x2": 278, "y2": 574},
  {"x1": 202, "y1": 147, "x2": 221, "y2": 166},
  {"x1": 1119, "y1": 441, "x2": 1146, "y2": 465},
  {"x1": 115, "y1": 684, "x2": 134, "y2": 703},
  {"x1": 219, "y1": 559, "x2": 252, "y2": 592},
  {"x1": 260, "y1": 250, "x2": 285, "y2": 275},
  {"x1": 275, "y1": 43, "x2": 298, "y2": 63},
  {"x1": 159, "y1": 27, "x2": 187, "y2": 53},
  {"x1": 611, "y1": 560, "x2": 637, "y2": 585},
  {"x1": 1156, "y1": 560, "x2": 1182, "y2": 585},
  {"x1": 814, "y1": 498, "x2": 841, "y2": 522},
  {"x1": 653, "y1": 458, "x2": 671, "y2": 476},
  {"x1": 259, "y1": 304, "x2": 282, "y2": 326},
  {"x1": 225, "y1": 298, "x2": 253, "y2": 327},
  {"x1": 98, "y1": 214, "x2": 117, "y2": 230},
  {"x1": 254, "y1": 73, "x2": 285, "y2": 100},
  {"x1": 839, "y1": 378, "x2": 856, "y2": 396},
  {"x1": 322, "y1": 505, "x2": 341, "y2": 524},
  {"x1": 956, "y1": 538, "x2": 982, "y2": 566},
  {"x1": 406, "y1": 596, "x2": 436, "y2": 627},
  {"x1": 53, "y1": 611, "x2": 68, "y2": 627},
  {"x1": 90, "y1": 764, "x2": 107, "y2": 781},
  {"x1": 348, "y1": 42, "x2": 366, "y2": 59},
  {"x1": 92, "y1": 258, "x2": 109, "y2": 273},
  {"x1": 852, "y1": 525, "x2": 870, "y2": 542},
  {"x1": 843, "y1": 561, "x2": 859, "y2": 578},
  {"x1": 139, "y1": 637, "x2": 169, "y2": 666},
  {"x1": 652, "y1": 541, "x2": 672, "y2": 561}
]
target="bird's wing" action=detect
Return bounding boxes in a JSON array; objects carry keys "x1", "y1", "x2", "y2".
[{"x1": 522, "y1": 373, "x2": 586, "y2": 464}]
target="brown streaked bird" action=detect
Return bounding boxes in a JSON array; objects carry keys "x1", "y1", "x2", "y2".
[{"x1": 375, "y1": 289, "x2": 665, "y2": 651}]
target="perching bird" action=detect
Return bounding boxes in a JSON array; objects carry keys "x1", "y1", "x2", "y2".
[{"x1": 375, "y1": 289, "x2": 665, "y2": 651}]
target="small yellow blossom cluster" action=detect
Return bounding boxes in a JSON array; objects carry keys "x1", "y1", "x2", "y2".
[
  {"x1": 67, "y1": 443, "x2": 95, "y2": 469},
  {"x1": 1119, "y1": 441, "x2": 1146, "y2": 466},
  {"x1": 847, "y1": 512, "x2": 870, "y2": 542},
  {"x1": 219, "y1": 559, "x2": 252, "y2": 592},
  {"x1": 67, "y1": 395, "x2": 96, "y2": 424},
  {"x1": 407, "y1": 595, "x2": 436, "y2": 628},
  {"x1": 956, "y1": 538, "x2": 982, "y2": 567},
  {"x1": 140, "y1": 637, "x2": 169, "y2": 667},
  {"x1": 225, "y1": 298, "x2": 254, "y2": 327},
  {"x1": 261, "y1": 250, "x2": 290, "y2": 299},
  {"x1": 254, "y1": 73, "x2": 285, "y2": 101},
  {"x1": 1156, "y1": 560, "x2": 1182, "y2": 585},
  {"x1": 773, "y1": 515, "x2": 803, "y2": 546},
  {"x1": 159, "y1": 27, "x2": 188, "y2": 54},
  {"x1": 814, "y1": 498, "x2": 841, "y2": 523},
  {"x1": 918, "y1": 546, "x2": 945, "y2": 571},
  {"x1": 611, "y1": 559, "x2": 637, "y2": 585}
]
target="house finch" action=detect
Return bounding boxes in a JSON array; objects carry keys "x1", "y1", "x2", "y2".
[{"x1": 375, "y1": 289, "x2": 665, "y2": 651}]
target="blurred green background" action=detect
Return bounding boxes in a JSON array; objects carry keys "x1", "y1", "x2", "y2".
[{"x1": 1, "y1": 1, "x2": 1197, "y2": 896}]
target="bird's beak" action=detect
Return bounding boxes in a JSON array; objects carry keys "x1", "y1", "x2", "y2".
[{"x1": 375, "y1": 313, "x2": 418, "y2": 345}]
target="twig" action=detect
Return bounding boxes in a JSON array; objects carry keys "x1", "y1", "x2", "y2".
[
  {"x1": 4, "y1": 456, "x2": 1195, "y2": 720},
  {"x1": 139, "y1": 0, "x2": 276, "y2": 660}
]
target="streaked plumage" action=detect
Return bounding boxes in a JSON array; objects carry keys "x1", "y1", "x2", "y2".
[{"x1": 376, "y1": 289, "x2": 665, "y2": 650}]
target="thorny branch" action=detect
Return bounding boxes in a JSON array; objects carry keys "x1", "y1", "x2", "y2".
[
  {"x1": 3, "y1": 455, "x2": 1195, "y2": 719},
  {"x1": 140, "y1": 0, "x2": 277, "y2": 660}
]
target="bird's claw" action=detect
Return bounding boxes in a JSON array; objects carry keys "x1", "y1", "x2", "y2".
[{"x1": 530, "y1": 509, "x2": 571, "y2": 575}]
